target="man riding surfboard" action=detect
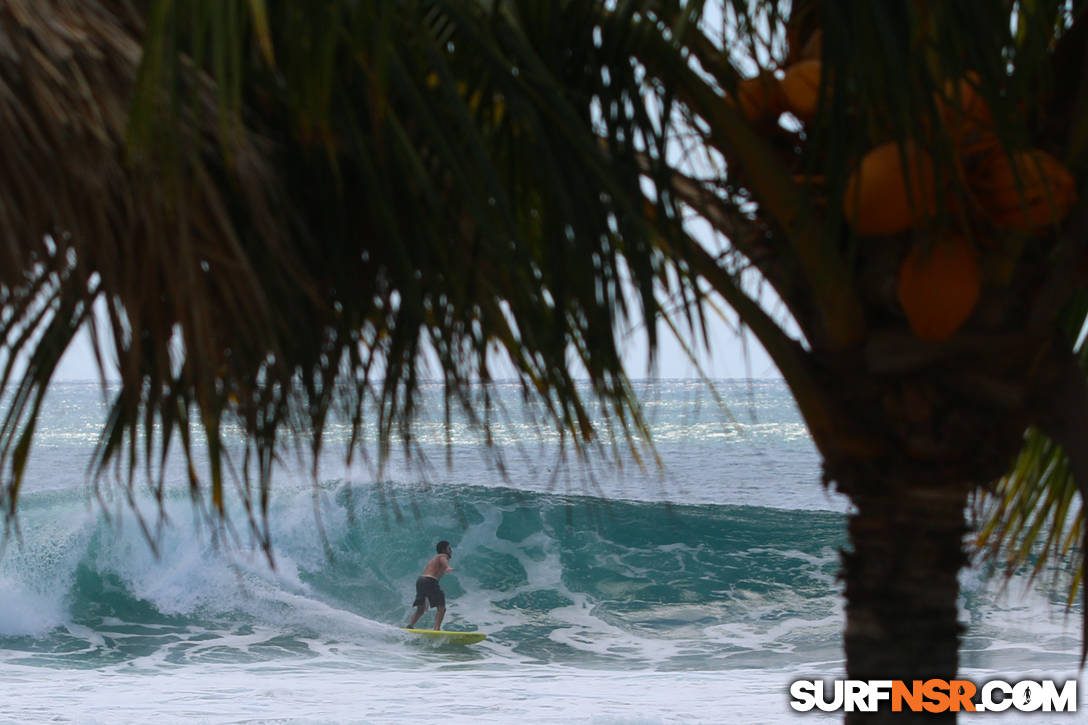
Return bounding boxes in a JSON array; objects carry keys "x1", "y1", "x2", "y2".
[{"x1": 407, "y1": 541, "x2": 454, "y2": 630}]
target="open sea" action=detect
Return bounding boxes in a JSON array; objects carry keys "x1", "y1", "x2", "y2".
[{"x1": 0, "y1": 379, "x2": 1083, "y2": 723}]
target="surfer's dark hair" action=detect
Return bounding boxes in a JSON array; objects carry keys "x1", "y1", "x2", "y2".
[{"x1": 436, "y1": 540, "x2": 451, "y2": 555}]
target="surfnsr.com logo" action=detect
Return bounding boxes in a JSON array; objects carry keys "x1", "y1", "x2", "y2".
[{"x1": 789, "y1": 679, "x2": 1078, "y2": 713}]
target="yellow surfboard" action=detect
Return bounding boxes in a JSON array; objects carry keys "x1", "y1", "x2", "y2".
[{"x1": 404, "y1": 628, "x2": 487, "y2": 644}]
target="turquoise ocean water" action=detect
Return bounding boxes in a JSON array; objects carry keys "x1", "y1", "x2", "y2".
[{"x1": 0, "y1": 380, "x2": 1082, "y2": 723}]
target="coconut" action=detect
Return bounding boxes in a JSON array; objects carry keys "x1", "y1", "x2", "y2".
[
  {"x1": 936, "y1": 73, "x2": 997, "y2": 157},
  {"x1": 780, "y1": 60, "x2": 821, "y2": 122},
  {"x1": 897, "y1": 235, "x2": 981, "y2": 341},
  {"x1": 800, "y1": 30, "x2": 822, "y2": 60},
  {"x1": 972, "y1": 149, "x2": 1077, "y2": 231},
  {"x1": 736, "y1": 74, "x2": 787, "y2": 123},
  {"x1": 843, "y1": 141, "x2": 939, "y2": 236}
]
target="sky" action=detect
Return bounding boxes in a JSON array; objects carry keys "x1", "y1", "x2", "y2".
[
  {"x1": 50, "y1": 308, "x2": 782, "y2": 382},
  {"x1": 616, "y1": 308, "x2": 782, "y2": 379}
]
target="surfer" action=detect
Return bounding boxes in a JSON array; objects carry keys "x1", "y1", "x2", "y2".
[{"x1": 407, "y1": 541, "x2": 455, "y2": 630}]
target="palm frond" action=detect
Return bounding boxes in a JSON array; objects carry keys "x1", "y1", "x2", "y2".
[
  {"x1": 975, "y1": 289, "x2": 1088, "y2": 606},
  {"x1": 0, "y1": 0, "x2": 723, "y2": 552}
]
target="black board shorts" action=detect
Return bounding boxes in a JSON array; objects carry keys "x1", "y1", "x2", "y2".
[{"x1": 413, "y1": 576, "x2": 445, "y2": 608}]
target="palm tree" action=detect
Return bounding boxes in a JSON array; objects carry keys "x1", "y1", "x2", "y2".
[
  {"x1": 0, "y1": 0, "x2": 706, "y2": 543},
  {"x1": 0, "y1": 1, "x2": 1084, "y2": 722}
]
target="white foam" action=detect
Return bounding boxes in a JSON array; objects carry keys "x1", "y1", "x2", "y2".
[
  {"x1": 0, "y1": 574, "x2": 67, "y2": 636},
  {"x1": 0, "y1": 661, "x2": 858, "y2": 724}
]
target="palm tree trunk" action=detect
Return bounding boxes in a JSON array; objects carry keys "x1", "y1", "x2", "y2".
[{"x1": 841, "y1": 476, "x2": 971, "y2": 724}]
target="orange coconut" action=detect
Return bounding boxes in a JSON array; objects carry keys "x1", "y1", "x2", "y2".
[
  {"x1": 936, "y1": 73, "x2": 997, "y2": 157},
  {"x1": 897, "y1": 235, "x2": 981, "y2": 341},
  {"x1": 843, "y1": 141, "x2": 939, "y2": 236},
  {"x1": 780, "y1": 60, "x2": 822, "y2": 122},
  {"x1": 800, "y1": 30, "x2": 822, "y2": 60},
  {"x1": 973, "y1": 149, "x2": 1076, "y2": 231},
  {"x1": 736, "y1": 74, "x2": 787, "y2": 123}
]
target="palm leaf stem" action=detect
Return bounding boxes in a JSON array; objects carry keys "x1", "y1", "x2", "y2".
[{"x1": 635, "y1": 21, "x2": 865, "y2": 349}]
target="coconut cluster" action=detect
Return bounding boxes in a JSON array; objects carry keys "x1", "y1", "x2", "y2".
[
  {"x1": 733, "y1": 51, "x2": 1077, "y2": 342},
  {"x1": 845, "y1": 79, "x2": 1077, "y2": 342},
  {"x1": 735, "y1": 31, "x2": 822, "y2": 126}
]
